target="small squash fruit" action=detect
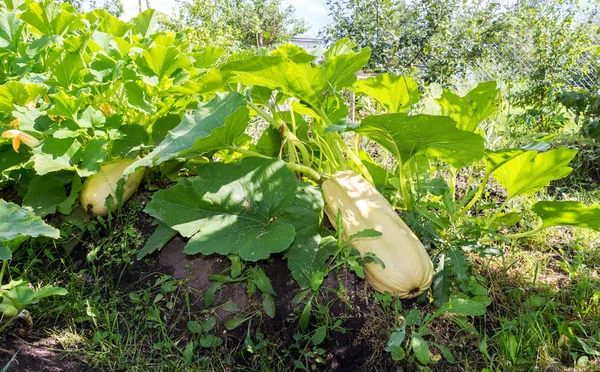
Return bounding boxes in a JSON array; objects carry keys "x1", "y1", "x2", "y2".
[
  {"x1": 79, "y1": 159, "x2": 144, "y2": 216},
  {"x1": 322, "y1": 171, "x2": 433, "y2": 298}
]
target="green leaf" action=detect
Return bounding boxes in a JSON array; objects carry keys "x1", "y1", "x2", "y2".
[
  {"x1": 390, "y1": 346, "x2": 406, "y2": 361},
  {"x1": 222, "y1": 43, "x2": 369, "y2": 112},
  {"x1": 22, "y1": 174, "x2": 67, "y2": 217},
  {"x1": 111, "y1": 125, "x2": 149, "y2": 159},
  {"x1": 79, "y1": 138, "x2": 107, "y2": 176},
  {"x1": 84, "y1": 9, "x2": 131, "y2": 37},
  {"x1": 144, "y1": 158, "x2": 298, "y2": 261},
  {"x1": 32, "y1": 137, "x2": 82, "y2": 175},
  {"x1": 353, "y1": 74, "x2": 420, "y2": 113},
  {"x1": 137, "y1": 44, "x2": 191, "y2": 84},
  {"x1": 0, "y1": 200, "x2": 60, "y2": 240},
  {"x1": 436, "y1": 82, "x2": 498, "y2": 132},
  {"x1": 0, "y1": 241, "x2": 11, "y2": 260},
  {"x1": 447, "y1": 247, "x2": 470, "y2": 293},
  {"x1": 347, "y1": 228, "x2": 382, "y2": 242},
  {"x1": 48, "y1": 50, "x2": 84, "y2": 89},
  {"x1": 434, "y1": 343, "x2": 455, "y2": 363},
  {"x1": 0, "y1": 82, "x2": 45, "y2": 112},
  {"x1": 125, "y1": 92, "x2": 246, "y2": 176},
  {"x1": 137, "y1": 221, "x2": 177, "y2": 260},
  {"x1": 19, "y1": 1, "x2": 77, "y2": 36},
  {"x1": 404, "y1": 309, "x2": 422, "y2": 327},
  {"x1": 191, "y1": 47, "x2": 227, "y2": 69},
  {"x1": 483, "y1": 149, "x2": 525, "y2": 174},
  {"x1": 532, "y1": 201, "x2": 600, "y2": 231},
  {"x1": 493, "y1": 148, "x2": 577, "y2": 200},
  {"x1": 48, "y1": 90, "x2": 87, "y2": 120},
  {"x1": 78, "y1": 106, "x2": 105, "y2": 128},
  {"x1": 255, "y1": 126, "x2": 282, "y2": 157},
  {"x1": 151, "y1": 114, "x2": 181, "y2": 144},
  {"x1": 411, "y1": 333, "x2": 431, "y2": 365},
  {"x1": 225, "y1": 314, "x2": 248, "y2": 330},
  {"x1": 57, "y1": 173, "x2": 82, "y2": 215},
  {"x1": 187, "y1": 320, "x2": 202, "y2": 334},
  {"x1": 386, "y1": 325, "x2": 406, "y2": 351},
  {"x1": 355, "y1": 113, "x2": 485, "y2": 168},
  {"x1": 34, "y1": 286, "x2": 68, "y2": 299},
  {"x1": 311, "y1": 326, "x2": 327, "y2": 345},
  {"x1": 0, "y1": 8, "x2": 25, "y2": 51},
  {"x1": 131, "y1": 9, "x2": 157, "y2": 37},
  {"x1": 281, "y1": 184, "x2": 335, "y2": 290},
  {"x1": 125, "y1": 81, "x2": 154, "y2": 113},
  {"x1": 262, "y1": 293, "x2": 275, "y2": 318},
  {"x1": 434, "y1": 298, "x2": 487, "y2": 317},
  {"x1": 249, "y1": 267, "x2": 275, "y2": 296},
  {"x1": 270, "y1": 44, "x2": 315, "y2": 63},
  {"x1": 432, "y1": 254, "x2": 450, "y2": 308}
]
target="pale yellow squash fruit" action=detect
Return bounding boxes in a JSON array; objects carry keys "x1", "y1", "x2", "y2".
[
  {"x1": 322, "y1": 171, "x2": 433, "y2": 299},
  {"x1": 79, "y1": 159, "x2": 144, "y2": 216}
]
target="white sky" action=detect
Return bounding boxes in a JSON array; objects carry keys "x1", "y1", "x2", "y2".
[{"x1": 118, "y1": 0, "x2": 331, "y2": 37}]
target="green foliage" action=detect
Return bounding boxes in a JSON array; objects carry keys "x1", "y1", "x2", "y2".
[{"x1": 160, "y1": 0, "x2": 307, "y2": 50}]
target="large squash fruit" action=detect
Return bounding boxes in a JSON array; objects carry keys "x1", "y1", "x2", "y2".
[
  {"x1": 79, "y1": 159, "x2": 144, "y2": 216},
  {"x1": 322, "y1": 171, "x2": 433, "y2": 298}
]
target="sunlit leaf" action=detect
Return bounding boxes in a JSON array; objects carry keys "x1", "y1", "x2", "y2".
[
  {"x1": 353, "y1": 74, "x2": 420, "y2": 113},
  {"x1": 493, "y1": 148, "x2": 577, "y2": 200},
  {"x1": 436, "y1": 81, "x2": 498, "y2": 132},
  {"x1": 144, "y1": 158, "x2": 300, "y2": 261},
  {"x1": 0, "y1": 200, "x2": 60, "y2": 240},
  {"x1": 355, "y1": 113, "x2": 485, "y2": 168},
  {"x1": 532, "y1": 201, "x2": 600, "y2": 231}
]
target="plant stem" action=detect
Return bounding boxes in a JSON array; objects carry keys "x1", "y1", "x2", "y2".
[
  {"x1": 456, "y1": 173, "x2": 491, "y2": 217},
  {"x1": 228, "y1": 146, "x2": 321, "y2": 181},
  {"x1": 398, "y1": 161, "x2": 412, "y2": 211},
  {"x1": 487, "y1": 198, "x2": 510, "y2": 225},
  {"x1": 0, "y1": 260, "x2": 6, "y2": 285},
  {"x1": 480, "y1": 227, "x2": 545, "y2": 243}
]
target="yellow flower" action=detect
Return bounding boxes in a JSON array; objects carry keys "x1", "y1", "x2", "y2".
[
  {"x1": 100, "y1": 102, "x2": 115, "y2": 116},
  {"x1": 2, "y1": 130, "x2": 39, "y2": 152},
  {"x1": 9, "y1": 118, "x2": 18, "y2": 128}
]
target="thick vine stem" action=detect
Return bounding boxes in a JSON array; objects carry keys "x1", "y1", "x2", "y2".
[
  {"x1": 249, "y1": 100, "x2": 312, "y2": 166},
  {"x1": 315, "y1": 108, "x2": 374, "y2": 184},
  {"x1": 398, "y1": 161, "x2": 412, "y2": 211},
  {"x1": 228, "y1": 146, "x2": 321, "y2": 181}
]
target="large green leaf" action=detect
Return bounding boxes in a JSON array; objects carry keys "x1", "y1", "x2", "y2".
[
  {"x1": 221, "y1": 43, "x2": 369, "y2": 111},
  {"x1": 532, "y1": 201, "x2": 600, "y2": 231},
  {"x1": 48, "y1": 50, "x2": 84, "y2": 89},
  {"x1": 32, "y1": 137, "x2": 82, "y2": 175},
  {"x1": 0, "y1": 199, "x2": 60, "y2": 240},
  {"x1": 353, "y1": 74, "x2": 420, "y2": 113},
  {"x1": 281, "y1": 183, "x2": 334, "y2": 290},
  {"x1": 22, "y1": 174, "x2": 67, "y2": 217},
  {"x1": 137, "y1": 44, "x2": 192, "y2": 84},
  {"x1": 19, "y1": 1, "x2": 77, "y2": 36},
  {"x1": 0, "y1": 82, "x2": 45, "y2": 112},
  {"x1": 435, "y1": 82, "x2": 498, "y2": 132},
  {"x1": 355, "y1": 113, "x2": 485, "y2": 168},
  {"x1": 131, "y1": 9, "x2": 157, "y2": 37},
  {"x1": 0, "y1": 8, "x2": 24, "y2": 51},
  {"x1": 125, "y1": 92, "x2": 247, "y2": 176},
  {"x1": 144, "y1": 158, "x2": 299, "y2": 261},
  {"x1": 493, "y1": 148, "x2": 577, "y2": 200},
  {"x1": 484, "y1": 148, "x2": 525, "y2": 174},
  {"x1": 84, "y1": 9, "x2": 131, "y2": 37}
]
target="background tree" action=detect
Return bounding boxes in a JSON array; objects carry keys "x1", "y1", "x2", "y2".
[{"x1": 160, "y1": 0, "x2": 307, "y2": 50}]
